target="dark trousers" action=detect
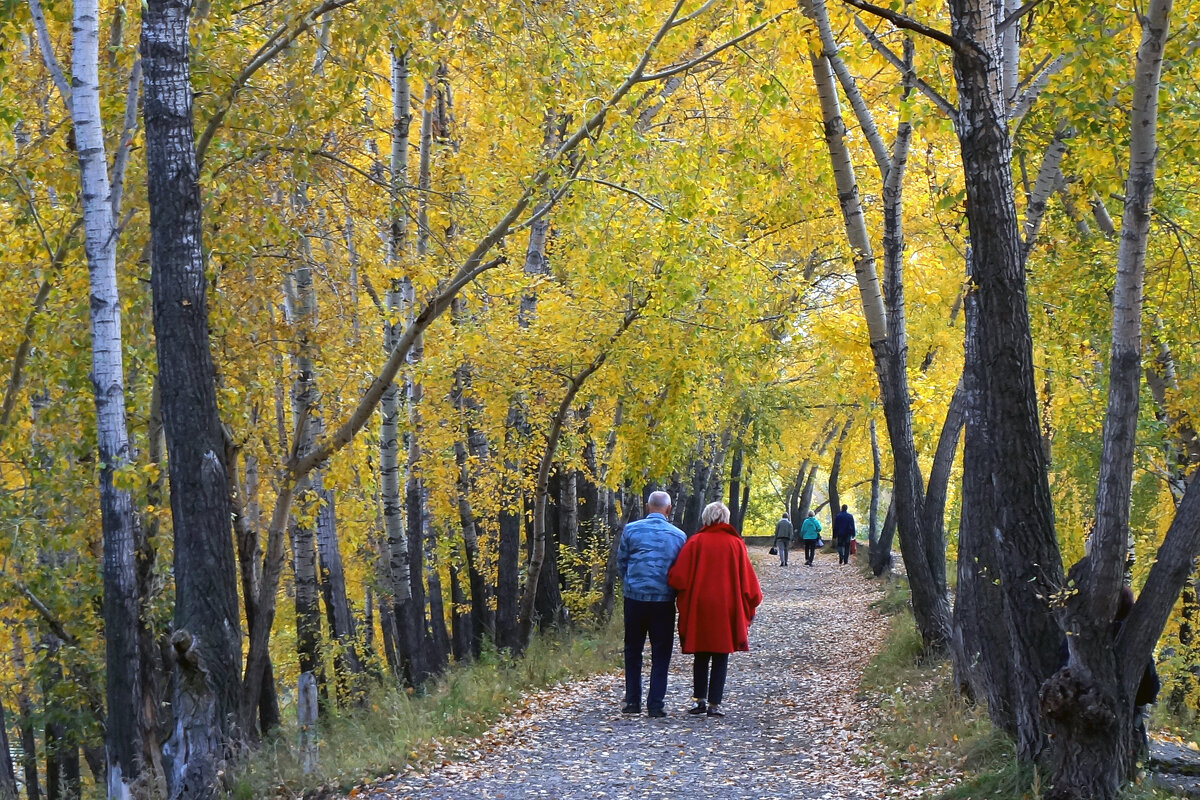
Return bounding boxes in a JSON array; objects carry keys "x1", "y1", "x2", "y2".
[
  {"x1": 623, "y1": 598, "x2": 675, "y2": 712},
  {"x1": 837, "y1": 541, "x2": 851, "y2": 564},
  {"x1": 804, "y1": 539, "x2": 817, "y2": 564},
  {"x1": 693, "y1": 652, "x2": 730, "y2": 705},
  {"x1": 775, "y1": 538, "x2": 790, "y2": 566}
]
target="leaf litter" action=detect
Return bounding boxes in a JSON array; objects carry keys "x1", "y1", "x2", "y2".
[{"x1": 353, "y1": 548, "x2": 935, "y2": 800}]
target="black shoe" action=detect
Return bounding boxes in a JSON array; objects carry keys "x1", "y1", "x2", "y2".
[
  {"x1": 707, "y1": 704, "x2": 725, "y2": 718},
  {"x1": 687, "y1": 702, "x2": 707, "y2": 715},
  {"x1": 648, "y1": 708, "x2": 667, "y2": 718},
  {"x1": 622, "y1": 703, "x2": 641, "y2": 714}
]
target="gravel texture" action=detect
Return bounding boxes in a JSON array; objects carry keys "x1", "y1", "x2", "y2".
[{"x1": 358, "y1": 547, "x2": 891, "y2": 800}]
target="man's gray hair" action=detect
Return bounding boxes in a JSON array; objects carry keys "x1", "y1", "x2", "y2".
[
  {"x1": 807, "y1": 509, "x2": 816, "y2": 517},
  {"x1": 646, "y1": 490, "x2": 672, "y2": 511},
  {"x1": 701, "y1": 501, "x2": 731, "y2": 527}
]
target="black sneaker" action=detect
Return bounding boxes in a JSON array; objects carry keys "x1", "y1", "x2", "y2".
[
  {"x1": 648, "y1": 708, "x2": 667, "y2": 718},
  {"x1": 687, "y1": 702, "x2": 707, "y2": 715},
  {"x1": 622, "y1": 703, "x2": 641, "y2": 714},
  {"x1": 707, "y1": 704, "x2": 725, "y2": 718}
]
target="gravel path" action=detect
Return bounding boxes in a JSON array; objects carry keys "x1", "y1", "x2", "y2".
[{"x1": 360, "y1": 547, "x2": 892, "y2": 800}]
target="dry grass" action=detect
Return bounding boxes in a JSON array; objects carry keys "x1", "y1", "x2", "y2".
[{"x1": 224, "y1": 623, "x2": 622, "y2": 799}]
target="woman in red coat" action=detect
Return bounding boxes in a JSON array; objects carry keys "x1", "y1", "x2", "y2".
[{"x1": 667, "y1": 501, "x2": 763, "y2": 717}]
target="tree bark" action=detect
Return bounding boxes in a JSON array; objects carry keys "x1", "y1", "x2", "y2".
[
  {"x1": 1043, "y1": 1, "x2": 1181, "y2": 795},
  {"x1": 827, "y1": 418, "x2": 854, "y2": 517},
  {"x1": 142, "y1": 0, "x2": 243, "y2": 794},
  {"x1": 947, "y1": 0, "x2": 1066, "y2": 764},
  {"x1": 0, "y1": 697, "x2": 15, "y2": 800},
  {"x1": 869, "y1": 500, "x2": 896, "y2": 577},
  {"x1": 11, "y1": 633, "x2": 41, "y2": 800},
  {"x1": 868, "y1": 419, "x2": 881, "y2": 546},
  {"x1": 806, "y1": 0, "x2": 956, "y2": 653},
  {"x1": 67, "y1": 0, "x2": 145, "y2": 792}
]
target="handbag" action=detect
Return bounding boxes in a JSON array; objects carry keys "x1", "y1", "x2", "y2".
[
  {"x1": 850, "y1": 539, "x2": 857, "y2": 555},
  {"x1": 769, "y1": 545, "x2": 778, "y2": 555}
]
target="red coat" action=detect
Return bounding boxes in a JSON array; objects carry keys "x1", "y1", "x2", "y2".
[{"x1": 667, "y1": 522, "x2": 762, "y2": 654}]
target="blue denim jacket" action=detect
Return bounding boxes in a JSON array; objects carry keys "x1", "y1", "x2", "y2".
[{"x1": 617, "y1": 513, "x2": 686, "y2": 602}]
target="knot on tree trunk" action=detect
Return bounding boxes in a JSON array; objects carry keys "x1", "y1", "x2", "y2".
[{"x1": 1040, "y1": 667, "x2": 1117, "y2": 731}]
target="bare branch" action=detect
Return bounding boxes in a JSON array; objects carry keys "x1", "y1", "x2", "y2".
[
  {"x1": 839, "y1": 0, "x2": 966, "y2": 56},
  {"x1": 997, "y1": 0, "x2": 1048, "y2": 32},
  {"x1": 670, "y1": 0, "x2": 720, "y2": 29},
  {"x1": 638, "y1": 11, "x2": 791, "y2": 83},
  {"x1": 854, "y1": 17, "x2": 957, "y2": 119},
  {"x1": 110, "y1": 58, "x2": 143, "y2": 219}
]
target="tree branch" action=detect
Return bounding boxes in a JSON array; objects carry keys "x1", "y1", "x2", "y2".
[
  {"x1": 638, "y1": 10, "x2": 790, "y2": 83},
  {"x1": 26, "y1": 0, "x2": 71, "y2": 107},
  {"x1": 854, "y1": 17, "x2": 957, "y2": 119},
  {"x1": 195, "y1": 0, "x2": 359, "y2": 166},
  {"x1": 840, "y1": 0, "x2": 966, "y2": 56},
  {"x1": 997, "y1": 0, "x2": 1047, "y2": 33}
]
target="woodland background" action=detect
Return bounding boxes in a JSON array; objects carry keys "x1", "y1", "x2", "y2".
[{"x1": 0, "y1": 0, "x2": 1198, "y2": 797}]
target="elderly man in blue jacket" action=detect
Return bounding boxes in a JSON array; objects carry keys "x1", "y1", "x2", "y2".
[{"x1": 617, "y1": 490, "x2": 686, "y2": 718}]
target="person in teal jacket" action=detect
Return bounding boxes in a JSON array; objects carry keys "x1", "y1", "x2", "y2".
[{"x1": 800, "y1": 510, "x2": 822, "y2": 566}]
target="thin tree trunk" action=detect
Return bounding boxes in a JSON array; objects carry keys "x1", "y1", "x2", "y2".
[
  {"x1": 57, "y1": 0, "x2": 145, "y2": 792},
  {"x1": 869, "y1": 499, "x2": 896, "y2": 577},
  {"x1": 869, "y1": 419, "x2": 881, "y2": 547},
  {"x1": 316, "y1": 485, "x2": 365, "y2": 700},
  {"x1": 0, "y1": 697, "x2": 16, "y2": 800},
  {"x1": 1043, "y1": 0, "x2": 1180, "y2": 794},
  {"x1": 827, "y1": 418, "x2": 854, "y2": 517},
  {"x1": 142, "y1": 0, "x2": 243, "y2": 793},
  {"x1": 806, "y1": 0, "x2": 954, "y2": 653},
  {"x1": 12, "y1": 633, "x2": 40, "y2": 800}
]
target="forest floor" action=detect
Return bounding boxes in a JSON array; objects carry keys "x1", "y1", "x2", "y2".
[{"x1": 353, "y1": 546, "x2": 909, "y2": 800}]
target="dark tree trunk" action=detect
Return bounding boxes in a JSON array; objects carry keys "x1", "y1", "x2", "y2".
[
  {"x1": 682, "y1": 454, "x2": 712, "y2": 536},
  {"x1": 948, "y1": 0, "x2": 1065, "y2": 760},
  {"x1": 827, "y1": 418, "x2": 853, "y2": 517},
  {"x1": 377, "y1": 570, "x2": 401, "y2": 677},
  {"x1": 495, "y1": 497, "x2": 522, "y2": 651},
  {"x1": 728, "y1": 447, "x2": 745, "y2": 526},
  {"x1": 955, "y1": 288, "x2": 1017, "y2": 727},
  {"x1": 316, "y1": 487, "x2": 365, "y2": 702},
  {"x1": 868, "y1": 419, "x2": 881, "y2": 547},
  {"x1": 425, "y1": 531, "x2": 451, "y2": 672},
  {"x1": 799, "y1": 464, "x2": 818, "y2": 519},
  {"x1": 449, "y1": 559, "x2": 472, "y2": 662},
  {"x1": 12, "y1": 635, "x2": 40, "y2": 800},
  {"x1": 142, "y1": 0, "x2": 242, "y2": 792},
  {"x1": 869, "y1": 500, "x2": 896, "y2": 577},
  {"x1": 43, "y1": 647, "x2": 80, "y2": 800},
  {"x1": 404, "y1": 478, "x2": 433, "y2": 685},
  {"x1": 0, "y1": 697, "x2": 16, "y2": 800}
]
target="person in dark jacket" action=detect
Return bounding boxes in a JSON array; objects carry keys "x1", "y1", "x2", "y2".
[
  {"x1": 617, "y1": 491, "x2": 686, "y2": 718},
  {"x1": 668, "y1": 502, "x2": 762, "y2": 718},
  {"x1": 832, "y1": 505, "x2": 856, "y2": 565},
  {"x1": 773, "y1": 512, "x2": 793, "y2": 566}
]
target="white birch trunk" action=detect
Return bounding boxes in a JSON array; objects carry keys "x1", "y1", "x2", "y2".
[
  {"x1": 382, "y1": 47, "x2": 413, "y2": 609},
  {"x1": 67, "y1": 1, "x2": 142, "y2": 794}
]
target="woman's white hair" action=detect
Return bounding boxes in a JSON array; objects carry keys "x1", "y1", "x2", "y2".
[{"x1": 701, "y1": 501, "x2": 731, "y2": 527}]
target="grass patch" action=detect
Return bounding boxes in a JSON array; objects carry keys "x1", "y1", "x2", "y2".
[{"x1": 225, "y1": 621, "x2": 622, "y2": 799}]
